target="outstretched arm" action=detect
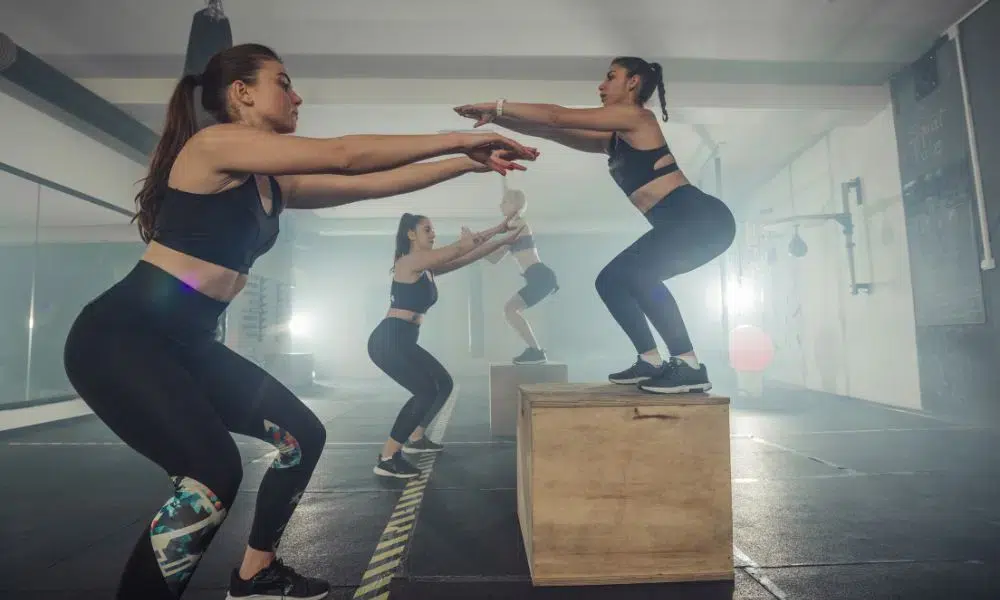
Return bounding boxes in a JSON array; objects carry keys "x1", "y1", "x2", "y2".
[
  {"x1": 484, "y1": 245, "x2": 509, "y2": 264},
  {"x1": 394, "y1": 226, "x2": 484, "y2": 275},
  {"x1": 435, "y1": 226, "x2": 525, "y2": 275},
  {"x1": 456, "y1": 101, "x2": 646, "y2": 134},
  {"x1": 488, "y1": 118, "x2": 610, "y2": 154},
  {"x1": 189, "y1": 124, "x2": 538, "y2": 177},
  {"x1": 282, "y1": 156, "x2": 486, "y2": 209}
]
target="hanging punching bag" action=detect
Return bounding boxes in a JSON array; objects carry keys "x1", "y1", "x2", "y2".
[
  {"x1": 186, "y1": 0, "x2": 233, "y2": 341},
  {"x1": 183, "y1": 0, "x2": 232, "y2": 76}
]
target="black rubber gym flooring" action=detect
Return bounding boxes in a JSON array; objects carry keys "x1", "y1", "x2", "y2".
[{"x1": 0, "y1": 377, "x2": 997, "y2": 599}]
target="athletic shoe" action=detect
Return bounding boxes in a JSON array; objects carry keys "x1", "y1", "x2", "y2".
[
  {"x1": 373, "y1": 451, "x2": 421, "y2": 479},
  {"x1": 638, "y1": 357, "x2": 712, "y2": 394},
  {"x1": 608, "y1": 356, "x2": 664, "y2": 384},
  {"x1": 226, "y1": 557, "x2": 329, "y2": 600}
]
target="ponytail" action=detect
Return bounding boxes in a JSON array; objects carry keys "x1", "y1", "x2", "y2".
[
  {"x1": 132, "y1": 73, "x2": 200, "y2": 243},
  {"x1": 649, "y1": 62, "x2": 668, "y2": 123},
  {"x1": 611, "y1": 56, "x2": 669, "y2": 122},
  {"x1": 393, "y1": 212, "x2": 426, "y2": 269}
]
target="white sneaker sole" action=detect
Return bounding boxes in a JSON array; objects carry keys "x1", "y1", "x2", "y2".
[
  {"x1": 638, "y1": 382, "x2": 712, "y2": 394},
  {"x1": 373, "y1": 465, "x2": 420, "y2": 478},
  {"x1": 609, "y1": 376, "x2": 652, "y2": 384},
  {"x1": 226, "y1": 592, "x2": 329, "y2": 600},
  {"x1": 402, "y1": 445, "x2": 443, "y2": 454}
]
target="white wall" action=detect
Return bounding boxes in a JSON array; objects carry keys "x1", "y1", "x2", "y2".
[
  {"x1": 741, "y1": 103, "x2": 922, "y2": 409},
  {"x1": 0, "y1": 85, "x2": 147, "y2": 213},
  {"x1": 0, "y1": 87, "x2": 148, "y2": 428}
]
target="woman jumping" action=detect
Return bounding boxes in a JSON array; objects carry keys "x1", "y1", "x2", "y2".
[
  {"x1": 483, "y1": 187, "x2": 558, "y2": 365},
  {"x1": 454, "y1": 55, "x2": 735, "y2": 394}
]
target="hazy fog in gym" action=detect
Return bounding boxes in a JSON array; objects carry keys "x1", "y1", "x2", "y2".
[{"x1": 2, "y1": 1, "x2": 998, "y2": 598}]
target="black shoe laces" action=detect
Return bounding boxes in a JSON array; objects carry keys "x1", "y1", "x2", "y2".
[{"x1": 262, "y1": 557, "x2": 300, "y2": 582}]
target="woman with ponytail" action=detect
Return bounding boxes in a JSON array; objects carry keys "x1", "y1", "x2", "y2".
[
  {"x1": 367, "y1": 213, "x2": 525, "y2": 478},
  {"x1": 62, "y1": 42, "x2": 538, "y2": 600},
  {"x1": 453, "y1": 56, "x2": 735, "y2": 395}
]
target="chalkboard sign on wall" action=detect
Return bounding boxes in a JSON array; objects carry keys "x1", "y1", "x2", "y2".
[{"x1": 891, "y1": 36, "x2": 985, "y2": 327}]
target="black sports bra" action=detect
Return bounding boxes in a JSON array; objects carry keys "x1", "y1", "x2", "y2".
[
  {"x1": 390, "y1": 271, "x2": 438, "y2": 313},
  {"x1": 152, "y1": 176, "x2": 283, "y2": 275},
  {"x1": 509, "y1": 234, "x2": 535, "y2": 252},
  {"x1": 607, "y1": 133, "x2": 679, "y2": 196}
]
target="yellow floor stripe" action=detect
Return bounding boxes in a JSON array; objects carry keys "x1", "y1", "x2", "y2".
[
  {"x1": 363, "y1": 557, "x2": 401, "y2": 580},
  {"x1": 371, "y1": 541, "x2": 407, "y2": 565},
  {"x1": 386, "y1": 513, "x2": 416, "y2": 528},
  {"x1": 351, "y1": 384, "x2": 459, "y2": 600},
  {"x1": 395, "y1": 497, "x2": 422, "y2": 510},
  {"x1": 374, "y1": 535, "x2": 408, "y2": 552},
  {"x1": 355, "y1": 574, "x2": 393, "y2": 596}
]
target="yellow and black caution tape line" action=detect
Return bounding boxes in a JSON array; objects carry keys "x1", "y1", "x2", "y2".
[{"x1": 352, "y1": 385, "x2": 460, "y2": 600}]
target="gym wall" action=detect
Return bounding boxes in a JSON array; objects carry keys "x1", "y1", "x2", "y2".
[
  {"x1": 743, "y1": 102, "x2": 919, "y2": 410},
  {"x1": 888, "y1": 0, "x2": 1000, "y2": 423},
  {"x1": 0, "y1": 85, "x2": 146, "y2": 214},
  {"x1": 740, "y1": 0, "x2": 1000, "y2": 422}
]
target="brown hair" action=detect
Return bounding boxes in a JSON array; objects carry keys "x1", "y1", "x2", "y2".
[
  {"x1": 132, "y1": 43, "x2": 282, "y2": 242},
  {"x1": 394, "y1": 212, "x2": 428, "y2": 266},
  {"x1": 611, "y1": 56, "x2": 668, "y2": 122}
]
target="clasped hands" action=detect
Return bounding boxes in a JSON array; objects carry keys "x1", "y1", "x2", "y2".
[
  {"x1": 453, "y1": 101, "x2": 535, "y2": 175},
  {"x1": 457, "y1": 214, "x2": 525, "y2": 251}
]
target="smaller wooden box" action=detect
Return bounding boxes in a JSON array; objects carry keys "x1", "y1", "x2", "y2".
[
  {"x1": 516, "y1": 383, "x2": 733, "y2": 586},
  {"x1": 488, "y1": 363, "x2": 568, "y2": 437}
]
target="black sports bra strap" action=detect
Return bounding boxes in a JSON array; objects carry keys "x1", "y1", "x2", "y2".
[{"x1": 652, "y1": 162, "x2": 680, "y2": 177}]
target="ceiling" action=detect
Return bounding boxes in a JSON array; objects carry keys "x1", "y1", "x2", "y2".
[{"x1": 0, "y1": 0, "x2": 985, "y2": 235}]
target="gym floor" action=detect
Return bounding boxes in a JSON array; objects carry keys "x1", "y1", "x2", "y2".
[{"x1": 1, "y1": 377, "x2": 997, "y2": 599}]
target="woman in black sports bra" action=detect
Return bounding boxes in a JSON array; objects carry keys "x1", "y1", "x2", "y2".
[
  {"x1": 59, "y1": 43, "x2": 538, "y2": 600},
  {"x1": 455, "y1": 56, "x2": 736, "y2": 395},
  {"x1": 484, "y1": 187, "x2": 559, "y2": 365},
  {"x1": 368, "y1": 213, "x2": 525, "y2": 478}
]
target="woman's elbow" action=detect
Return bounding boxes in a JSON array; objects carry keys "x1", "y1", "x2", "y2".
[{"x1": 323, "y1": 138, "x2": 360, "y2": 173}]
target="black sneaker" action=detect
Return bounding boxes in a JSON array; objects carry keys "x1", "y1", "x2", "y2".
[
  {"x1": 638, "y1": 357, "x2": 712, "y2": 394},
  {"x1": 226, "y1": 558, "x2": 329, "y2": 600},
  {"x1": 608, "y1": 356, "x2": 664, "y2": 384},
  {"x1": 373, "y1": 451, "x2": 421, "y2": 479},
  {"x1": 513, "y1": 347, "x2": 547, "y2": 365},
  {"x1": 403, "y1": 436, "x2": 444, "y2": 454}
]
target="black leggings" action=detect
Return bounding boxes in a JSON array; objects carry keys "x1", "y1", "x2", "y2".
[
  {"x1": 62, "y1": 261, "x2": 326, "y2": 600},
  {"x1": 367, "y1": 318, "x2": 453, "y2": 444},
  {"x1": 596, "y1": 184, "x2": 736, "y2": 356}
]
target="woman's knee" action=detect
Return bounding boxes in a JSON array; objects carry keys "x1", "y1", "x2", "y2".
[
  {"x1": 435, "y1": 371, "x2": 454, "y2": 400},
  {"x1": 596, "y1": 259, "x2": 630, "y2": 295},
  {"x1": 503, "y1": 297, "x2": 523, "y2": 318},
  {"x1": 263, "y1": 410, "x2": 326, "y2": 470}
]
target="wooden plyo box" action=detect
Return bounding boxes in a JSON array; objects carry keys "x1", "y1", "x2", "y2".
[
  {"x1": 516, "y1": 382, "x2": 733, "y2": 586},
  {"x1": 489, "y1": 363, "x2": 568, "y2": 437}
]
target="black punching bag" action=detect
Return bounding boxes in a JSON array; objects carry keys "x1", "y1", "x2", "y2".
[{"x1": 183, "y1": 0, "x2": 232, "y2": 76}]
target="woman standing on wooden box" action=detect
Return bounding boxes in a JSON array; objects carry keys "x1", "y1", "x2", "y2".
[
  {"x1": 453, "y1": 56, "x2": 735, "y2": 394},
  {"x1": 368, "y1": 213, "x2": 525, "y2": 478},
  {"x1": 483, "y1": 186, "x2": 559, "y2": 365}
]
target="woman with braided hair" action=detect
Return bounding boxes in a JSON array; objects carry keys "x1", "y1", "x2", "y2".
[{"x1": 454, "y1": 56, "x2": 735, "y2": 394}]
